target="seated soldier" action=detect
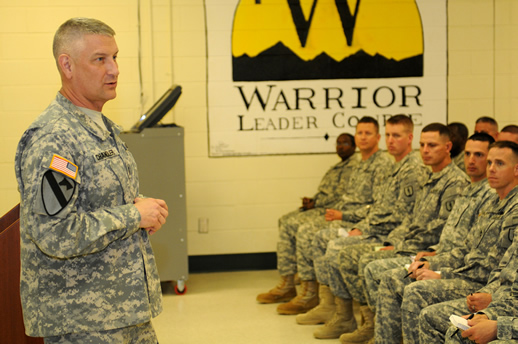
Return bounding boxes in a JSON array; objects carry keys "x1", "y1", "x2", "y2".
[
  {"x1": 475, "y1": 116, "x2": 499, "y2": 140},
  {"x1": 310, "y1": 123, "x2": 469, "y2": 341},
  {"x1": 294, "y1": 115, "x2": 426, "y2": 326},
  {"x1": 498, "y1": 124, "x2": 518, "y2": 144},
  {"x1": 417, "y1": 141, "x2": 518, "y2": 343},
  {"x1": 258, "y1": 117, "x2": 393, "y2": 317},
  {"x1": 256, "y1": 132, "x2": 357, "y2": 304}
]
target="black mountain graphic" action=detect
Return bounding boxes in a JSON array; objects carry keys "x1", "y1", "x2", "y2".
[{"x1": 233, "y1": 42, "x2": 423, "y2": 81}]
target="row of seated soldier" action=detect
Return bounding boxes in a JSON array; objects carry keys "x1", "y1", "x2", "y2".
[{"x1": 257, "y1": 114, "x2": 518, "y2": 344}]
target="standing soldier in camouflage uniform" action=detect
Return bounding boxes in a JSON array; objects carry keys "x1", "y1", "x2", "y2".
[
  {"x1": 258, "y1": 117, "x2": 393, "y2": 316},
  {"x1": 14, "y1": 18, "x2": 169, "y2": 343},
  {"x1": 371, "y1": 133, "x2": 496, "y2": 344},
  {"x1": 294, "y1": 115, "x2": 426, "y2": 327},
  {"x1": 256, "y1": 133, "x2": 357, "y2": 305},
  {"x1": 313, "y1": 123, "x2": 469, "y2": 342},
  {"x1": 417, "y1": 141, "x2": 518, "y2": 343}
]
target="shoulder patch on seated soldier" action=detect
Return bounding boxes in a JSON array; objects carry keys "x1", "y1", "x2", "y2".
[
  {"x1": 49, "y1": 154, "x2": 78, "y2": 180},
  {"x1": 41, "y1": 170, "x2": 76, "y2": 216},
  {"x1": 404, "y1": 185, "x2": 414, "y2": 197},
  {"x1": 445, "y1": 199, "x2": 455, "y2": 212}
]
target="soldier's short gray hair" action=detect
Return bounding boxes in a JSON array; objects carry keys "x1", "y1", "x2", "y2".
[{"x1": 53, "y1": 17, "x2": 115, "y2": 60}]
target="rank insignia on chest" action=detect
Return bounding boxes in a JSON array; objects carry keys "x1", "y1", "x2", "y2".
[{"x1": 404, "y1": 186, "x2": 414, "y2": 197}]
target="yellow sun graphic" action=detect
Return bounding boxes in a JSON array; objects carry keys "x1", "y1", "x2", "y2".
[{"x1": 232, "y1": 0, "x2": 423, "y2": 62}]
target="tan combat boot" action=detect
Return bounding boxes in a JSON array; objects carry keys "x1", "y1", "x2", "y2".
[
  {"x1": 339, "y1": 305, "x2": 375, "y2": 344},
  {"x1": 313, "y1": 296, "x2": 357, "y2": 339},
  {"x1": 276, "y1": 280, "x2": 319, "y2": 315},
  {"x1": 256, "y1": 274, "x2": 296, "y2": 303},
  {"x1": 296, "y1": 284, "x2": 336, "y2": 325}
]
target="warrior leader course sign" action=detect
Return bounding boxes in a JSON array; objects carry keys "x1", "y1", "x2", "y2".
[{"x1": 206, "y1": 0, "x2": 447, "y2": 157}]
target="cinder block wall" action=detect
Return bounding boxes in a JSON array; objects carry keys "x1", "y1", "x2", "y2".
[{"x1": 1, "y1": 0, "x2": 516, "y2": 256}]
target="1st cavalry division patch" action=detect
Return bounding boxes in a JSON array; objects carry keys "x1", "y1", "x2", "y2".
[{"x1": 42, "y1": 155, "x2": 78, "y2": 216}]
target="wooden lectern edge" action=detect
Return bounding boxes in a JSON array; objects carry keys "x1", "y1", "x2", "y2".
[{"x1": 0, "y1": 203, "x2": 20, "y2": 235}]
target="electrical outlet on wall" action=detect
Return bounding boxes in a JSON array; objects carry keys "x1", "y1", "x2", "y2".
[{"x1": 198, "y1": 217, "x2": 209, "y2": 234}]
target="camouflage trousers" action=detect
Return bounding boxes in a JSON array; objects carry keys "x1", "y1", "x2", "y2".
[
  {"x1": 295, "y1": 219, "x2": 359, "y2": 281},
  {"x1": 337, "y1": 249, "x2": 400, "y2": 304},
  {"x1": 276, "y1": 208, "x2": 325, "y2": 276},
  {"x1": 314, "y1": 234, "x2": 378, "y2": 287},
  {"x1": 295, "y1": 218, "x2": 353, "y2": 280},
  {"x1": 402, "y1": 280, "x2": 483, "y2": 344},
  {"x1": 323, "y1": 243, "x2": 387, "y2": 301},
  {"x1": 44, "y1": 321, "x2": 158, "y2": 344},
  {"x1": 446, "y1": 324, "x2": 518, "y2": 344},
  {"x1": 374, "y1": 266, "x2": 415, "y2": 344},
  {"x1": 364, "y1": 256, "x2": 413, "y2": 314}
]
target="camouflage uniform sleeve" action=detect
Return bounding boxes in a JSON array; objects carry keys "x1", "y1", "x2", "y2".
[
  {"x1": 496, "y1": 317, "x2": 518, "y2": 340},
  {"x1": 425, "y1": 236, "x2": 470, "y2": 272},
  {"x1": 353, "y1": 216, "x2": 370, "y2": 234},
  {"x1": 438, "y1": 213, "x2": 517, "y2": 282},
  {"x1": 19, "y1": 132, "x2": 142, "y2": 259},
  {"x1": 395, "y1": 177, "x2": 466, "y2": 253},
  {"x1": 341, "y1": 155, "x2": 392, "y2": 224},
  {"x1": 314, "y1": 160, "x2": 356, "y2": 208},
  {"x1": 359, "y1": 163, "x2": 423, "y2": 237},
  {"x1": 479, "y1": 280, "x2": 503, "y2": 296},
  {"x1": 313, "y1": 165, "x2": 338, "y2": 208},
  {"x1": 481, "y1": 286, "x2": 513, "y2": 319},
  {"x1": 383, "y1": 217, "x2": 411, "y2": 247},
  {"x1": 478, "y1": 284, "x2": 516, "y2": 338}
]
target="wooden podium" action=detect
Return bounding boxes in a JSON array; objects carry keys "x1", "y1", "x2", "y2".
[{"x1": 0, "y1": 204, "x2": 43, "y2": 343}]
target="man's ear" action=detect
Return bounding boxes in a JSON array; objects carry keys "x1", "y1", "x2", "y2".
[
  {"x1": 445, "y1": 140, "x2": 453, "y2": 153},
  {"x1": 57, "y1": 54, "x2": 73, "y2": 78}
]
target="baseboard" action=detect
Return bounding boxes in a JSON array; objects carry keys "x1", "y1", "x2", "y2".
[{"x1": 188, "y1": 252, "x2": 277, "y2": 273}]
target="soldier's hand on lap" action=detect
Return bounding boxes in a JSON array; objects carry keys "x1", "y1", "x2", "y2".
[
  {"x1": 415, "y1": 251, "x2": 436, "y2": 261},
  {"x1": 415, "y1": 268, "x2": 440, "y2": 280},
  {"x1": 325, "y1": 209, "x2": 342, "y2": 221},
  {"x1": 461, "y1": 318, "x2": 496, "y2": 344},
  {"x1": 408, "y1": 261, "x2": 430, "y2": 279},
  {"x1": 348, "y1": 228, "x2": 362, "y2": 236},
  {"x1": 466, "y1": 293, "x2": 492, "y2": 313}
]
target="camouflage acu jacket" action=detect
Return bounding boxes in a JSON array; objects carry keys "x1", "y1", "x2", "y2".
[
  {"x1": 387, "y1": 162, "x2": 469, "y2": 254},
  {"x1": 428, "y1": 186, "x2": 518, "y2": 285},
  {"x1": 314, "y1": 156, "x2": 359, "y2": 208},
  {"x1": 355, "y1": 150, "x2": 428, "y2": 239},
  {"x1": 427, "y1": 179, "x2": 493, "y2": 254},
  {"x1": 14, "y1": 93, "x2": 162, "y2": 337},
  {"x1": 338, "y1": 150, "x2": 394, "y2": 223}
]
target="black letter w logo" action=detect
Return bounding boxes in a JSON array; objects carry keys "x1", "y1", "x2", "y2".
[{"x1": 287, "y1": 0, "x2": 362, "y2": 47}]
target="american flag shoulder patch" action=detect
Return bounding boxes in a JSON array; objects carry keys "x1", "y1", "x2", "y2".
[{"x1": 49, "y1": 154, "x2": 78, "y2": 180}]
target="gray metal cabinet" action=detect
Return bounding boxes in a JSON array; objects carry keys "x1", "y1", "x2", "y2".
[{"x1": 120, "y1": 126, "x2": 188, "y2": 292}]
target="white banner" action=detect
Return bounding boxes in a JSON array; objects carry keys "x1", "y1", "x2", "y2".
[{"x1": 206, "y1": 0, "x2": 448, "y2": 156}]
